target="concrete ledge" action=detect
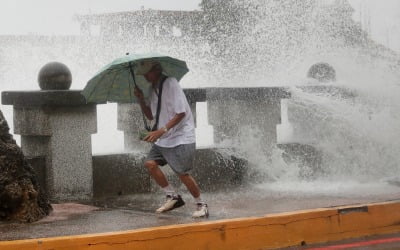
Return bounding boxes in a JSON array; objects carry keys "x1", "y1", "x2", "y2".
[
  {"x1": 1, "y1": 200, "x2": 400, "y2": 249},
  {"x1": 1, "y1": 90, "x2": 94, "y2": 107},
  {"x1": 298, "y1": 85, "x2": 356, "y2": 99},
  {"x1": 183, "y1": 88, "x2": 207, "y2": 103},
  {"x1": 206, "y1": 87, "x2": 290, "y2": 101}
]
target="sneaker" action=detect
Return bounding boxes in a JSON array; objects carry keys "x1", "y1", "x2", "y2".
[
  {"x1": 156, "y1": 195, "x2": 185, "y2": 213},
  {"x1": 192, "y1": 203, "x2": 209, "y2": 218}
]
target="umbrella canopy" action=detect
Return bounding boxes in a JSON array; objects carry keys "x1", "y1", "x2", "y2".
[{"x1": 82, "y1": 52, "x2": 189, "y2": 104}]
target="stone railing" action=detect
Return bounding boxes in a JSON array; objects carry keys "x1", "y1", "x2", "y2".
[
  {"x1": 1, "y1": 87, "x2": 289, "y2": 200},
  {"x1": 2, "y1": 61, "x2": 357, "y2": 201},
  {"x1": 118, "y1": 87, "x2": 289, "y2": 152},
  {"x1": 2, "y1": 83, "x2": 357, "y2": 200}
]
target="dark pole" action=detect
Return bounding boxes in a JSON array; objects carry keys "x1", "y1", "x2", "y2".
[
  {"x1": 128, "y1": 62, "x2": 139, "y2": 87},
  {"x1": 128, "y1": 61, "x2": 150, "y2": 131}
]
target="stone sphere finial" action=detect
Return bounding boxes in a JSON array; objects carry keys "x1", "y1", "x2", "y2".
[
  {"x1": 307, "y1": 62, "x2": 336, "y2": 83},
  {"x1": 38, "y1": 62, "x2": 72, "y2": 90}
]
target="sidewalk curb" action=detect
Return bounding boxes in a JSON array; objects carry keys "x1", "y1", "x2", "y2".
[{"x1": 1, "y1": 200, "x2": 400, "y2": 250}]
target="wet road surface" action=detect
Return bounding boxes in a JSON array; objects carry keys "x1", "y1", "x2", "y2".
[{"x1": 1, "y1": 183, "x2": 400, "y2": 241}]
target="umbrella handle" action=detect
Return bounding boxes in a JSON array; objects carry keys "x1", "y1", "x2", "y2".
[
  {"x1": 128, "y1": 62, "x2": 138, "y2": 89},
  {"x1": 128, "y1": 62, "x2": 151, "y2": 131}
]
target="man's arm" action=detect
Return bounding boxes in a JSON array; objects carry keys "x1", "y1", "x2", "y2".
[
  {"x1": 163, "y1": 112, "x2": 185, "y2": 131},
  {"x1": 138, "y1": 98, "x2": 153, "y2": 120},
  {"x1": 144, "y1": 112, "x2": 185, "y2": 143}
]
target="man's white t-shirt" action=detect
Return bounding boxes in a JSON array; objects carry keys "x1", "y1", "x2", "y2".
[{"x1": 149, "y1": 77, "x2": 196, "y2": 148}]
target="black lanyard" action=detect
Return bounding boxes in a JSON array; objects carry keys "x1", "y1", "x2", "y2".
[
  {"x1": 143, "y1": 76, "x2": 167, "y2": 131},
  {"x1": 152, "y1": 76, "x2": 167, "y2": 131}
]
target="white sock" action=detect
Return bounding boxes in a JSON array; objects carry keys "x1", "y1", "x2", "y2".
[
  {"x1": 195, "y1": 196, "x2": 205, "y2": 204},
  {"x1": 162, "y1": 185, "x2": 176, "y2": 196}
]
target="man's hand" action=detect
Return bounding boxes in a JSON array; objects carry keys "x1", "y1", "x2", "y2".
[{"x1": 143, "y1": 129, "x2": 166, "y2": 143}]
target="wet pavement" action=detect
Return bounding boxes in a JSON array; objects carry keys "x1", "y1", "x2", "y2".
[{"x1": 1, "y1": 182, "x2": 400, "y2": 241}]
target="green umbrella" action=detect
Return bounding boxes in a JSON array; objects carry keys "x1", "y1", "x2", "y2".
[{"x1": 81, "y1": 52, "x2": 189, "y2": 104}]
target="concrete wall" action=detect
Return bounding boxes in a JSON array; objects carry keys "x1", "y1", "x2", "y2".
[
  {"x1": 92, "y1": 153, "x2": 150, "y2": 196},
  {"x1": 28, "y1": 148, "x2": 248, "y2": 199}
]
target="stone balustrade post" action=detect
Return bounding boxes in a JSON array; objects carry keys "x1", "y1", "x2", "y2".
[
  {"x1": 278, "y1": 85, "x2": 356, "y2": 145},
  {"x1": 1, "y1": 91, "x2": 97, "y2": 201},
  {"x1": 1, "y1": 62, "x2": 97, "y2": 201},
  {"x1": 207, "y1": 87, "x2": 290, "y2": 156}
]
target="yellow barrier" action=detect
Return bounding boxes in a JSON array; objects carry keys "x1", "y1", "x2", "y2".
[{"x1": 1, "y1": 201, "x2": 400, "y2": 250}]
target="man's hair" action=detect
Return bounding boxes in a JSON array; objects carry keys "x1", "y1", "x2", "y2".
[
  {"x1": 150, "y1": 63, "x2": 162, "y2": 73},
  {"x1": 136, "y1": 61, "x2": 163, "y2": 75}
]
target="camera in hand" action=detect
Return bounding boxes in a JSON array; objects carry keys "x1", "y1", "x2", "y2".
[{"x1": 139, "y1": 130, "x2": 149, "y2": 140}]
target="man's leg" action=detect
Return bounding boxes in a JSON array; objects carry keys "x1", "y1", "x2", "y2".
[
  {"x1": 179, "y1": 174, "x2": 200, "y2": 198},
  {"x1": 144, "y1": 160, "x2": 185, "y2": 213},
  {"x1": 144, "y1": 160, "x2": 169, "y2": 187},
  {"x1": 179, "y1": 174, "x2": 209, "y2": 218}
]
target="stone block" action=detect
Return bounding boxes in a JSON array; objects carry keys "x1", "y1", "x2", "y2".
[
  {"x1": 1, "y1": 90, "x2": 91, "y2": 107},
  {"x1": 2, "y1": 90, "x2": 98, "y2": 201},
  {"x1": 148, "y1": 148, "x2": 248, "y2": 192},
  {"x1": 117, "y1": 104, "x2": 149, "y2": 151},
  {"x1": 13, "y1": 108, "x2": 51, "y2": 136},
  {"x1": 14, "y1": 105, "x2": 97, "y2": 136},
  {"x1": 278, "y1": 143, "x2": 323, "y2": 179},
  {"x1": 206, "y1": 88, "x2": 288, "y2": 156},
  {"x1": 21, "y1": 136, "x2": 49, "y2": 157},
  {"x1": 184, "y1": 88, "x2": 206, "y2": 125},
  {"x1": 26, "y1": 156, "x2": 47, "y2": 193},
  {"x1": 117, "y1": 104, "x2": 143, "y2": 132},
  {"x1": 192, "y1": 148, "x2": 248, "y2": 191},
  {"x1": 45, "y1": 108, "x2": 96, "y2": 201},
  {"x1": 282, "y1": 85, "x2": 355, "y2": 145},
  {"x1": 92, "y1": 153, "x2": 151, "y2": 197}
]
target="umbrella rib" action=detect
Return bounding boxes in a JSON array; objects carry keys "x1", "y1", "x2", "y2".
[
  {"x1": 86, "y1": 73, "x2": 109, "y2": 102},
  {"x1": 105, "y1": 67, "x2": 127, "y2": 74},
  {"x1": 86, "y1": 67, "x2": 128, "y2": 101},
  {"x1": 88, "y1": 67, "x2": 123, "y2": 85},
  {"x1": 128, "y1": 67, "x2": 133, "y2": 103},
  {"x1": 159, "y1": 57, "x2": 188, "y2": 69},
  {"x1": 107, "y1": 71, "x2": 120, "y2": 101}
]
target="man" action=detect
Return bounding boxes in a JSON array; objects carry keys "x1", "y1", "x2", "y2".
[{"x1": 134, "y1": 61, "x2": 208, "y2": 218}]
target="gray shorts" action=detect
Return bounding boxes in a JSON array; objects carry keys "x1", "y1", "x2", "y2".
[{"x1": 145, "y1": 143, "x2": 196, "y2": 175}]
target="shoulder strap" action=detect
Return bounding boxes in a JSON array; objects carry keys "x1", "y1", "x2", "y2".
[{"x1": 151, "y1": 76, "x2": 167, "y2": 131}]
